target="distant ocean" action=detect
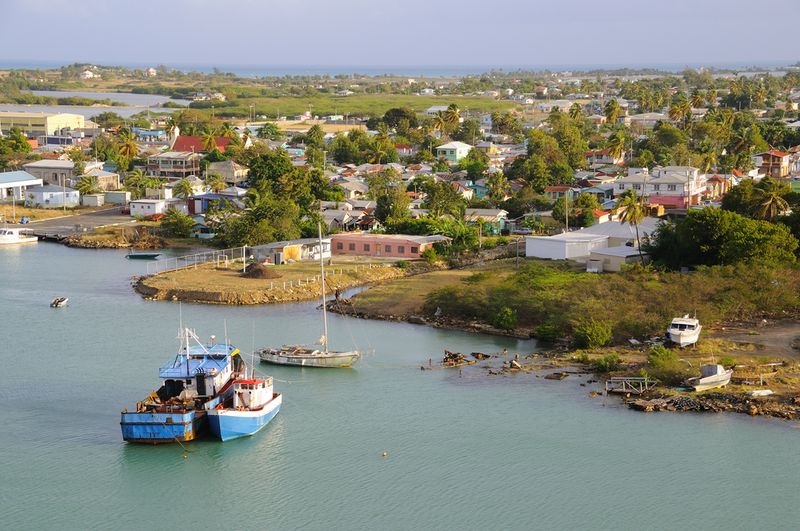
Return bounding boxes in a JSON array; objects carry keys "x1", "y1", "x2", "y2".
[{"x1": 0, "y1": 60, "x2": 794, "y2": 77}]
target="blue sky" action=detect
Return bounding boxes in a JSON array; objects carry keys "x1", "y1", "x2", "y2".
[{"x1": 1, "y1": 0, "x2": 796, "y2": 69}]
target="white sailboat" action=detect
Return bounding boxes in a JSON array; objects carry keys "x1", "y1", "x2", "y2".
[{"x1": 258, "y1": 223, "x2": 361, "y2": 368}]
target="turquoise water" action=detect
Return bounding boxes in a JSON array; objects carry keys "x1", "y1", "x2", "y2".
[{"x1": 1, "y1": 243, "x2": 799, "y2": 530}]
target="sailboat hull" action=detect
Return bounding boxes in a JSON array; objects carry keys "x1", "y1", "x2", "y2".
[
  {"x1": 258, "y1": 348, "x2": 360, "y2": 368},
  {"x1": 207, "y1": 394, "x2": 282, "y2": 441}
]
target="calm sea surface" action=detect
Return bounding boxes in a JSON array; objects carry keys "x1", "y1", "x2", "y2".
[{"x1": 1, "y1": 243, "x2": 798, "y2": 530}]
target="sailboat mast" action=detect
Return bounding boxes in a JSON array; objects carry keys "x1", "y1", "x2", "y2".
[{"x1": 318, "y1": 222, "x2": 329, "y2": 352}]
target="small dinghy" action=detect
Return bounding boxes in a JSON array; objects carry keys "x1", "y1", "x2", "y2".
[{"x1": 50, "y1": 297, "x2": 69, "y2": 308}]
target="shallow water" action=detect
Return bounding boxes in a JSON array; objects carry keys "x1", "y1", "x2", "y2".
[{"x1": 1, "y1": 243, "x2": 798, "y2": 530}]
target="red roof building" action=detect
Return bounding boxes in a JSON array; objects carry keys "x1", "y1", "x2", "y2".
[{"x1": 172, "y1": 135, "x2": 233, "y2": 153}]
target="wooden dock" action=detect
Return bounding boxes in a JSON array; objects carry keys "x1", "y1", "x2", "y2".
[{"x1": 605, "y1": 377, "x2": 659, "y2": 395}]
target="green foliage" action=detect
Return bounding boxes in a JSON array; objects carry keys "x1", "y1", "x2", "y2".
[
  {"x1": 646, "y1": 345, "x2": 691, "y2": 385},
  {"x1": 421, "y1": 248, "x2": 439, "y2": 265},
  {"x1": 534, "y1": 323, "x2": 560, "y2": 342},
  {"x1": 395, "y1": 260, "x2": 410, "y2": 269},
  {"x1": 592, "y1": 354, "x2": 621, "y2": 373},
  {"x1": 645, "y1": 208, "x2": 798, "y2": 269},
  {"x1": 492, "y1": 306, "x2": 518, "y2": 330},
  {"x1": 573, "y1": 319, "x2": 613, "y2": 349},
  {"x1": 75, "y1": 175, "x2": 99, "y2": 196},
  {"x1": 160, "y1": 208, "x2": 195, "y2": 238}
]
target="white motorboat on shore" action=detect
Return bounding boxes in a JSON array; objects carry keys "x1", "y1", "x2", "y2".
[
  {"x1": 667, "y1": 315, "x2": 701, "y2": 347},
  {"x1": 0, "y1": 227, "x2": 37, "y2": 245},
  {"x1": 685, "y1": 364, "x2": 733, "y2": 392}
]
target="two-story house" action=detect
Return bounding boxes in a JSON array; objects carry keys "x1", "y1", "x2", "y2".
[
  {"x1": 146, "y1": 152, "x2": 202, "y2": 180},
  {"x1": 753, "y1": 150, "x2": 790, "y2": 178},
  {"x1": 613, "y1": 166, "x2": 707, "y2": 208}
]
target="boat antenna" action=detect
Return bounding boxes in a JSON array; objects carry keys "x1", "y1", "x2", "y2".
[
  {"x1": 224, "y1": 319, "x2": 229, "y2": 349},
  {"x1": 318, "y1": 221, "x2": 329, "y2": 353},
  {"x1": 251, "y1": 321, "x2": 256, "y2": 379}
]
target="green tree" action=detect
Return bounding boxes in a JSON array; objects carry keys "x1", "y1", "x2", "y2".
[
  {"x1": 460, "y1": 148, "x2": 489, "y2": 180},
  {"x1": 173, "y1": 178, "x2": 194, "y2": 199},
  {"x1": 204, "y1": 172, "x2": 226, "y2": 193},
  {"x1": 160, "y1": 208, "x2": 195, "y2": 238},
  {"x1": 75, "y1": 175, "x2": 99, "y2": 196},
  {"x1": 604, "y1": 99, "x2": 621, "y2": 124},
  {"x1": 486, "y1": 171, "x2": 510, "y2": 203},
  {"x1": 617, "y1": 190, "x2": 647, "y2": 263},
  {"x1": 257, "y1": 122, "x2": 283, "y2": 140}
]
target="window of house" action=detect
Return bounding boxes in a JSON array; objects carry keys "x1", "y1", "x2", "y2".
[
  {"x1": 337, "y1": 242, "x2": 343, "y2": 250},
  {"x1": 398, "y1": 246, "x2": 405, "y2": 253},
  {"x1": 653, "y1": 184, "x2": 660, "y2": 191},
  {"x1": 410, "y1": 247, "x2": 418, "y2": 254},
  {"x1": 348, "y1": 243, "x2": 355, "y2": 251},
  {"x1": 364, "y1": 244, "x2": 370, "y2": 251},
  {"x1": 385, "y1": 245, "x2": 391, "y2": 253},
  {"x1": 633, "y1": 184, "x2": 641, "y2": 190},
  {"x1": 667, "y1": 185, "x2": 676, "y2": 191},
  {"x1": 619, "y1": 184, "x2": 625, "y2": 190}
]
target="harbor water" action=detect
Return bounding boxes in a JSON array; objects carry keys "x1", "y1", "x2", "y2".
[{"x1": 1, "y1": 243, "x2": 799, "y2": 530}]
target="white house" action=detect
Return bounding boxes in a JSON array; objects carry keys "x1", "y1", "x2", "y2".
[
  {"x1": 0, "y1": 170, "x2": 43, "y2": 200},
  {"x1": 614, "y1": 166, "x2": 707, "y2": 208},
  {"x1": 435, "y1": 141, "x2": 473, "y2": 163},
  {"x1": 425, "y1": 105, "x2": 450, "y2": 115},
  {"x1": 130, "y1": 199, "x2": 167, "y2": 217},
  {"x1": 26, "y1": 184, "x2": 80, "y2": 208},
  {"x1": 525, "y1": 232, "x2": 609, "y2": 260}
]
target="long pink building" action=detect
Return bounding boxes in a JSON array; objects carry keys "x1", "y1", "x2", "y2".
[{"x1": 331, "y1": 233, "x2": 450, "y2": 259}]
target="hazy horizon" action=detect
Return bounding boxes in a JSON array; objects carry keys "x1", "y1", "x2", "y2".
[{"x1": 1, "y1": 0, "x2": 797, "y2": 70}]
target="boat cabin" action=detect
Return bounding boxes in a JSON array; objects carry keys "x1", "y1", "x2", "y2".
[
  {"x1": 669, "y1": 318, "x2": 699, "y2": 332},
  {"x1": 157, "y1": 341, "x2": 239, "y2": 404},
  {"x1": 233, "y1": 378, "x2": 273, "y2": 410}
]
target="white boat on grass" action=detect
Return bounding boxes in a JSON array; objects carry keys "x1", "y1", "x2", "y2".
[
  {"x1": 0, "y1": 227, "x2": 37, "y2": 245},
  {"x1": 258, "y1": 223, "x2": 360, "y2": 368},
  {"x1": 685, "y1": 364, "x2": 733, "y2": 392},
  {"x1": 667, "y1": 315, "x2": 701, "y2": 347}
]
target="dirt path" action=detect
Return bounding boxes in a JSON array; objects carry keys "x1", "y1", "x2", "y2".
[{"x1": 709, "y1": 319, "x2": 800, "y2": 358}]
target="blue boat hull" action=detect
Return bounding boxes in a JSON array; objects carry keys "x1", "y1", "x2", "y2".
[
  {"x1": 120, "y1": 410, "x2": 204, "y2": 444},
  {"x1": 207, "y1": 395, "x2": 282, "y2": 442}
]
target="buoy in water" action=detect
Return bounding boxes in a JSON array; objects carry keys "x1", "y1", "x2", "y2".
[{"x1": 382, "y1": 451, "x2": 388, "y2": 458}]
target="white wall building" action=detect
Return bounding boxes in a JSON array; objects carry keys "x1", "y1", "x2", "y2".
[
  {"x1": 130, "y1": 199, "x2": 166, "y2": 217},
  {"x1": 25, "y1": 185, "x2": 80, "y2": 208}
]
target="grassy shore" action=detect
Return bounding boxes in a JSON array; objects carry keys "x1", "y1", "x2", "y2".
[
  {"x1": 135, "y1": 257, "x2": 409, "y2": 304},
  {"x1": 0, "y1": 204, "x2": 107, "y2": 223}
]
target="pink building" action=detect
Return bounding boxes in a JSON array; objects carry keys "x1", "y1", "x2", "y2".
[{"x1": 331, "y1": 233, "x2": 450, "y2": 259}]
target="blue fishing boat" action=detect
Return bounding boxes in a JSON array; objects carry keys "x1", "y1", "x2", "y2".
[
  {"x1": 207, "y1": 374, "x2": 282, "y2": 442},
  {"x1": 120, "y1": 328, "x2": 243, "y2": 444}
]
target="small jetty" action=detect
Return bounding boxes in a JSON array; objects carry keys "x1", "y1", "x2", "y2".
[{"x1": 605, "y1": 376, "x2": 659, "y2": 395}]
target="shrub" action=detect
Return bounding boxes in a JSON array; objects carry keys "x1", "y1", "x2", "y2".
[
  {"x1": 573, "y1": 319, "x2": 612, "y2": 349},
  {"x1": 593, "y1": 354, "x2": 621, "y2": 373},
  {"x1": 160, "y1": 208, "x2": 195, "y2": 238},
  {"x1": 647, "y1": 344, "x2": 691, "y2": 385},
  {"x1": 395, "y1": 260, "x2": 409, "y2": 269},
  {"x1": 718, "y1": 356, "x2": 735, "y2": 368},
  {"x1": 534, "y1": 323, "x2": 560, "y2": 343},
  {"x1": 492, "y1": 306, "x2": 518, "y2": 330},
  {"x1": 421, "y1": 248, "x2": 439, "y2": 265}
]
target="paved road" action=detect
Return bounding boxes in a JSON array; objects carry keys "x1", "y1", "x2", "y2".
[{"x1": 11, "y1": 207, "x2": 135, "y2": 234}]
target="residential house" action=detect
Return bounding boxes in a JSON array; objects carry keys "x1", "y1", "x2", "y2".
[
  {"x1": 585, "y1": 148, "x2": 624, "y2": 167},
  {"x1": 207, "y1": 160, "x2": 250, "y2": 186},
  {"x1": 23, "y1": 159, "x2": 103, "y2": 187},
  {"x1": 82, "y1": 168, "x2": 120, "y2": 191},
  {"x1": 336, "y1": 179, "x2": 369, "y2": 200},
  {"x1": 129, "y1": 199, "x2": 167, "y2": 217},
  {"x1": 464, "y1": 208, "x2": 508, "y2": 234},
  {"x1": 544, "y1": 185, "x2": 580, "y2": 202},
  {"x1": 25, "y1": 184, "x2": 79, "y2": 208},
  {"x1": 622, "y1": 112, "x2": 669, "y2": 129},
  {"x1": 0, "y1": 170, "x2": 43, "y2": 200},
  {"x1": 753, "y1": 150, "x2": 790, "y2": 178},
  {"x1": 425, "y1": 105, "x2": 450, "y2": 116},
  {"x1": 171, "y1": 135, "x2": 235, "y2": 153},
  {"x1": 614, "y1": 166, "x2": 708, "y2": 208},
  {"x1": 251, "y1": 237, "x2": 332, "y2": 264},
  {"x1": 146, "y1": 152, "x2": 202, "y2": 179},
  {"x1": 435, "y1": 141, "x2": 473, "y2": 163},
  {"x1": 331, "y1": 233, "x2": 450, "y2": 259}
]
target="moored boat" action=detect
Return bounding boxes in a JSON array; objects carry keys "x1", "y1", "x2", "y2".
[
  {"x1": 120, "y1": 328, "x2": 242, "y2": 444},
  {"x1": 685, "y1": 364, "x2": 733, "y2": 392},
  {"x1": 258, "y1": 222, "x2": 360, "y2": 368},
  {"x1": 50, "y1": 297, "x2": 69, "y2": 308},
  {"x1": 126, "y1": 251, "x2": 160, "y2": 260},
  {"x1": 667, "y1": 315, "x2": 702, "y2": 347},
  {"x1": 0, "y1": 227, "x2": 37, "y2": 245},
  {"x1": 207, "y1": 375, "x2": 282, "y2": 441}
]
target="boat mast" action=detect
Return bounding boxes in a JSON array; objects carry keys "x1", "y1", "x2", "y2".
[{"x1": 318, "y1": 221, "x2": 329, "y2": 353}]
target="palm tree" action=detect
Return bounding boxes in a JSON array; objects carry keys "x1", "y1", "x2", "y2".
[
  {"x1": 755, "y1": 189, "x2": 789, "y2": 221},
  {"x1": 617, "y1": 191, "x2": 647, "y2": 264},
  {"x1": 690, "y1": 90, "x2": 705, "y2": 109},
  {"x1": 706, "y1": 89, "x2": 718, "y2": 107},
  {"x1": 604, "y1": 99, "x2": 621, "y2": 124},
  {"x1": 201, "y1": 131, "x2": 217, "y2": 152},
  {"x1": 75, "y1": 175, "x2": 99, "y2": 196},
  {"x1": 117, "y1": 130, "x2": 139, "y2": 161},
  {"x1": 568, "y1": 103, "x2": 583, "y2": 120},
  {"x1": 173, "y1": 178, "x2": 194, "y2": 199},
  {"x1": 205, "y1": 172, "x2": 226, "y2": 193},
  {"x1": 606, "y1": 132, "x2": 626, "y2": 161},
  {"x1": 433, "y1": 112, "x2": 448, "y2": 139},
  {"x1": 443, "y1": 104, "x2": 460, "y2": 130},
  {"x1": 218, "y1": 123, "x2": 237, "y2": 139}
]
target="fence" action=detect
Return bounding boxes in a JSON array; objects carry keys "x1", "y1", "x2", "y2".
[{"x1": 144, "y1": 246, "x2": 249, "y2": 276}]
